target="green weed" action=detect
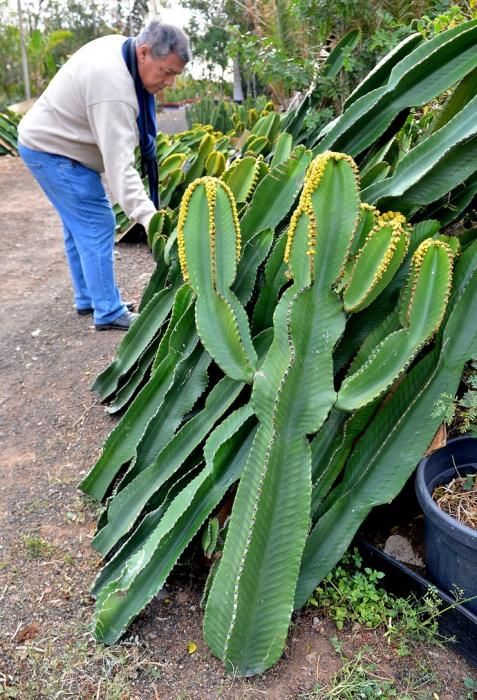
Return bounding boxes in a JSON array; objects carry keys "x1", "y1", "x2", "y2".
[
  {"x1": 309, "y1": 549, "x2": 443, "y2": 650},
  {"x1": 22, "y1": 535, "x2": 54, "y2": 559}
]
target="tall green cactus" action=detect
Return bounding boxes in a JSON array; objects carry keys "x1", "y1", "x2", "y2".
[
  {"x1": 82, "y1": 142, "x2": 471, "y2": 677},
  {"x1": 204, "y1": 152, "x2": 361, "y2": 675},
  {"x1": 204, "y1": 153, "x2": 457, "y2": 675}
]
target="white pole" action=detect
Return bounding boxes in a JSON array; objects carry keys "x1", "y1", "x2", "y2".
[{"x1": 17, "y1": 0, "x2": 31, "y2": 100}]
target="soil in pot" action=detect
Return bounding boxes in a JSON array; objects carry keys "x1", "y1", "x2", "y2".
[{"x1": 433, "y1": 471, "x2": 477, "y2": 531}]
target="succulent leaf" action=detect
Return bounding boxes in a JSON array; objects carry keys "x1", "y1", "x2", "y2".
[{"x1": 343, "y1": 216, "x2": 410, "y2": 312}]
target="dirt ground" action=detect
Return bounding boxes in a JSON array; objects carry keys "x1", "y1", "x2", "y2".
[{"x1": 1, "y1": 116, "x2": 476, "y2": 699}]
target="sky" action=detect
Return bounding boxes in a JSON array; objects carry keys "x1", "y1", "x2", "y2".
[{"x1": 149, "y1": 1, "x2": 191, "y2": 29}]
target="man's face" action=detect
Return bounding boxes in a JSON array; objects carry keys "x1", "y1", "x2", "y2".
[{"x1": 136, "y1": 45, "x2": 186, "y2": 94}]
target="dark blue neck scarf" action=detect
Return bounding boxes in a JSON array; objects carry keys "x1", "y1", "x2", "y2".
[{"x1": 122, "y1": 37, "x2": 159, "y2": 209}]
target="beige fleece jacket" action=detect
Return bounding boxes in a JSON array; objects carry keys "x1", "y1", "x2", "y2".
[{"x1": 18, "y1": 34, "x2": 156, "y2": 230}]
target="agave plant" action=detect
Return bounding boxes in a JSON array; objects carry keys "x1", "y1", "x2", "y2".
[{"x1": 80, "y1": 147, "x2": 477, "y2": 675}]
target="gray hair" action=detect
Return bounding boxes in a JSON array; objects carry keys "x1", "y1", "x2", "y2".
[{"x1": 137, "y1": 21, "x2": 191, "y2": 63}]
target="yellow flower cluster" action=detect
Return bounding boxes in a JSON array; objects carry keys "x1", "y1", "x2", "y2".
[
  {"x1": 177, "y1": 179, "x2": 202, "y2": 282},
  {"x1": 284, "y1": 152, "x2": 358, "y2": 271},
  {"x1": 376, "y1": 210, "x2": 407, "y2": 228},
  {"x1": 364, "y1": 210, "x2": 410, "y2": 271},
  {"x1": 219, "y1": 179, "x2": 242, "y2": 262},
  {"x1": 247, "y1": 157, "x2": 263, "y2": 203},
  {"x1": 204, "y1": 178, "x2": 218, "y2": 284},
  {"x1": 360, "y1": 202, "x2": 378, "y2": 213}
]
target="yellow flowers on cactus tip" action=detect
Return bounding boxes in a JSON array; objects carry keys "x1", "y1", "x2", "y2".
[
  {"x1": 284, "y1": 152, "x2": 359, "y2": 266},
  {"x1": 177, "y1": 176, "x2": 241, "y2": 284}
]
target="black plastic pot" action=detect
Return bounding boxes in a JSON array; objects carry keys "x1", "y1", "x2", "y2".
[{"x1": 415, "y1": 436, "x2": 477, "y2": 615}]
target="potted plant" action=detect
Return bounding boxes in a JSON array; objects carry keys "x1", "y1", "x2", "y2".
[
  {"x1": 415, "y1": 359, "x2": 477, "y2": 614},
  {"x1": 415, "y1": 435, "x2": 477, "y2": 615}
]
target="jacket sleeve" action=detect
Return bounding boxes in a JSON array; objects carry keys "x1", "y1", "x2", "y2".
[{"x1": 87, "y1": 100, "x2": 156, "y2": 230}]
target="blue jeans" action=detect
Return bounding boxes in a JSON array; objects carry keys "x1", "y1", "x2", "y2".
[{"x1": 19, "y1": 143, "x2": 127, "y2": 324}]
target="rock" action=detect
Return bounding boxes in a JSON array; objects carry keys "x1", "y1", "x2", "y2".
[{"x1": 383, "y1": 534, "x2": 424, "y2": 567}]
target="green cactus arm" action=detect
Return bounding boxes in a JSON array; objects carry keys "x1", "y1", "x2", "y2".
[
  {"x1": 333, "y1": 219, "x2": 442, "y2": 375},
  {"x1": 91, "y1": 377, "x2": 245, "y2": 559},
  {"x1": 417, "y1": 172, "x2": 477, "y2": 227},
  {"x1": 147, "y1": 209, "x2": 166, "y2": 248},
  {"x1": 183, "y1": 132, "x2": 215, "y2": 187},
  {"x1": 270, "y1": 132, "x2": 293, "y2": 167},
  {"x1": 151, "y1": 232, "x2": 166, "y2": 263},
  {"x1": 123, "y1": 346, "x2": 210, "y2": 485},
  {"x1": 93, "y1": 407, "x2": 257, "y2": 644},
  {"x1": 337, "y1": 239, "x2": 454, "y2": 411},
  {"x1": 150, "y1": 285, "x2": 195, "y2": 373},
  {"x1": 243, "y1": 135, "x2": 269, "y2": 156},
  {"x1": 221, "y1": 156, "x2": 266, "y2": 204},
  {"x1": 296, "y1": 262, "x2": 477, "y2": 609},
  {"x1": 251, "y1": 111, "x2": 281, "y2": 141},
  {"x1": 320, "y1": 29, "x2": 361, "y2": 81},
  {"x1": 359, "y1": 161, "x2": 390, "y2": 190},
  {"x1": 92, "y1": 505, "x2": 169, "y2": 600},
  {"x1": 343, "y1": 33, "x2": 422, "y2": 109},
  {"x1": 206, "y1": 150, "x2": 226, "y2": 177},
  {"x1": 404, "y1": 240, "x2": 453, "y2": 335},
  {"x1": 160, "y1": 169, "x2": 184, "y2": 208},
  {"x1": 240, "y1": 146, "x2": 312, "y2": 245},
  {"x1": 430, "y1": 67, "x2": 477, "y2": 134},
  {"x1": 343, "y1": 217, "x2": 410, "y2": 313},
  {"x1": 91, "y1": 286, "x2": 177, "y2": 401},
  {"x1": 251, "y1": 232, "x2": 288, "y2": 334},
  {"x1": 178, "y1": 177, "x2": 257, "y2": 383},
  {"x1": 138, "y1": 260, "x2": 173, "y2": 312},
  {"x1": 213, "y1": 184, "x2": 241, "y2": 294},
  {"x1": 195, "y1": 295, "x2": 256, "y2": 383},
  {"x1": 358, "y1": 136, "x2": 395, "y2": 177},
  {"x1": 347, "y1": 312, "x2": 401, "y2": 376},
  {"x1": 158, "y1": 153, "x2": 186, "y2": 182}
]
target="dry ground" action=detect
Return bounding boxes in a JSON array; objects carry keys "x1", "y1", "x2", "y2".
[{"x1": 1, "y1": 114, "x2": 476, "y2": 699}]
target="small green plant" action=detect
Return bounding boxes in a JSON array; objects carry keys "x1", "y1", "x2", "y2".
[
  {"x1": 463, "y1": 675, "x2": 477, "y2": 699},
  {"x1": 309, "y1": 549, "x2": 389, "y2": 630},
  {"x1": 309, "y1": 645, "x2": 400, "y2": 699},
  {"x1": 432, "y1": 358, "x2": 477, "y2": 436},
  {"x1": 309, "y1": 549, "x2": 444, "y2": 652},
  {"x1": 22, "y1": 534, "x2": 54, "y2": 559}
]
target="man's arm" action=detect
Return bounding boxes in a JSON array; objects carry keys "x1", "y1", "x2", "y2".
[{"x1": 87, "y1": 100, "x2": 156, "y2": 230}]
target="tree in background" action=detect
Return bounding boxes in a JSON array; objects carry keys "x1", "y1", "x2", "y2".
[
  {"x1": 183, "y1": 0, "x2": 477, "y2": 108},
  {"x1": 0, "y1": 0, "x2": 152, "y2": 107}
]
